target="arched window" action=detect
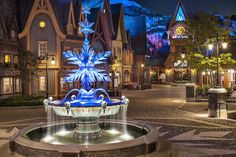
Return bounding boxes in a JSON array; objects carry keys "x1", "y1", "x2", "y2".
[{"x1": 124, "y1": 70, "x2": 130, "y2": 83}]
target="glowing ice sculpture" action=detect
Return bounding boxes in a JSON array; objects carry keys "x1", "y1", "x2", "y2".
[{"x1": 44, "y1": 6, "x2": 128, "y2": 140}]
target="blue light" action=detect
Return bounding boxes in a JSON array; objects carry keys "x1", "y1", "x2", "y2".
[
  {"x1": 175, "y1": 6, "x2": 186, "y2": 22},
  {"x1": 63, "y1": 6, "x2": 111, "y2": 91}
]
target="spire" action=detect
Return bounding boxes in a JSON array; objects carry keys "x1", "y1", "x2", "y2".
[
  {"x1": 67, "y1": 0, "x2": 76, "y2": 35},
  {"x1": 168, "y1": 0, "x2": 187, "y2": 29},
  {"x1": 175, "y1": 0, "x2": 186, "y2": 22}
]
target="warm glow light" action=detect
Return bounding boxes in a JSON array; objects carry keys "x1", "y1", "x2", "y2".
[
  {"x1": 39, "y1": 21, "x2": 46, "y2": 28},
  {"x1": 51, "y1": 57, "x2": 56, "y2": 65},
  {"x1": 181, "y1": 53, "x2": 185, "y2": 59},
  {"x1": 208, "y1": 44, "x2": 214, "y2": 50},
  {"x1": 202, "y1": 72, "x2": 206, "y2": 75},
  {"x1": 212, "y1": 71, "x2": 216, "y2": 74},
  {"x1": 222, "y1": 71, "x2": 224, "y2": 74},
  {"x1": 207, "y1": 71, "x2": 210, "y2": 75},
  {"x1": 141, "y1": 64, "x2": 144, "y2": 68},
  {"x1": 222, "y1": 42, "x2": 228, "y2": 49}
]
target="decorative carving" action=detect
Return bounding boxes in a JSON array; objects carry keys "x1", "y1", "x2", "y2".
[{"x1": 37, "y1": 0, "x2": 48, "y2": 10}]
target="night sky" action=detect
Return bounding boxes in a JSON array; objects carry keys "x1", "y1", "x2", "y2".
[{"x1": 134, "y1": 0, "x2": 236, "y2": 16}]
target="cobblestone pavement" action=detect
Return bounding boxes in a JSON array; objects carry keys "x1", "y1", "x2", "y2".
[{"x1": 0, "y1": 84, "x2": 236, "y2": 156}]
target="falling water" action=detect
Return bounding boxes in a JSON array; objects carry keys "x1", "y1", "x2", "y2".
[
  {"x1": 46, "y1": 105, "x2": 53, "y2": 136},
  {"x1": 120, "y1": 105, "x2": 128, "y2": 134}
]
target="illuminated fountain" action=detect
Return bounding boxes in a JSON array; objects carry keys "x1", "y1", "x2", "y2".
[
  {"x1": 10, "y1": 6, "x2": 160, "y2": 157},
  {"x1": 43, "y1": 6, "x2": 129, "y2": 140}
]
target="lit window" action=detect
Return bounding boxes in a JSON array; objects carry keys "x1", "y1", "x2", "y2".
[
  {"x1": 175, "y1": 6, "x2": 186, "y2": 22},
  {"x1": 2, "y1": 77, "x2": 13, "y2": 93},
  {"x1": 39, "y1": 21, "x2": 46, "y2": 28},
  {"x1": 14, "y1": 55, "x2": 18, "y2": 64},
  {"x1": 39, "y1": 76, "x2": 46, "y2": 91},
  {"x1": 11, "y1": 30, "x2": 16, "y2": 39},
  {"x1": 38, "y1": 41, "x2": 47, "y2": 56},
  {"x1": 103, "y1": 9, "x2": 106, "y2": 13},
  {"x1": 4, "y1": 54, "x2": 11, "y2": 64},
  {"x1": 15, "y1": 78, "x2": 20, "y2": 93}
]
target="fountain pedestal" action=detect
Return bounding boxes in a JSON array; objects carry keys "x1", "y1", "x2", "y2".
[{"x1": 73, "y1": 117, "x2": 102, "y2": 140}]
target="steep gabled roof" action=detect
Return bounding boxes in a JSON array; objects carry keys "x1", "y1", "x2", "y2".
[
  {"x1": 0, "y1": 15, "x2": 8, "y2": 33},
  {"x1": 111, "y1": 4, "x2": 127, "y2": 43},
  {"x1": 169, "y1": 0, "x2": 187, "y2": 29}
]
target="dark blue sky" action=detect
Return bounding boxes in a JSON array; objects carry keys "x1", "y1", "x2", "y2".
[{"x1": 134, "y1": 0, "x2": 236, "y2": 16}]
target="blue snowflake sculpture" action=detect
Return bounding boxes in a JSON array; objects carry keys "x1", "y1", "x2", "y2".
[{"x1": 63, "y1": 6, "x2": 111, "y2": 91}]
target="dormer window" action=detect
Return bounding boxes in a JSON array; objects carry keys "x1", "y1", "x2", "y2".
[
  {"x1": 4, "y1": 54, "x2": 11, "y2": 64},
  {"x1": 10, "y1": 30, "x2": 16, "y2": 39},
  {"x1": 77, "y1": 26, "x2": 82, "y2": 35}
]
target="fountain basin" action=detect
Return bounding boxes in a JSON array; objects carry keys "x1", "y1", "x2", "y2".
[
  {"x1": 10, "y1": 120, "x2": 159, "y2": 157},
  {"x1": 51, "y1": 99, "x2": 125, "y2": 117}
]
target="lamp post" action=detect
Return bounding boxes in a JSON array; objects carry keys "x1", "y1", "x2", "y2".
[
  {"x1": 38, "y1": 54, "x2": 56, "y2": 98},
  {"x1": 207, "y1": 33, "x2": 228, "y2": 118},
  {"x1": 208, "y1": 33, "x2": 227, "y2": 87}
]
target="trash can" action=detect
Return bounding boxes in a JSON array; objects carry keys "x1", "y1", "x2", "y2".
[
  {"x1": 208, "y1": 87, "x2": 227, "y2": 118},
  {"x1": 186, "y1": 83, "x2": 196, "y2": 102}
]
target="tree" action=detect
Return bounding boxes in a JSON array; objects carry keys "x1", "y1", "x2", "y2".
[
  {"x1": 18, "y1": 50, "x2": 38, "y2": 97},
  {"x1": 185, "y1": 12, "x2": 228, "y2": 54},
  {"x1": 185, "y1": 12, "x2": 235, "y2": 83}
]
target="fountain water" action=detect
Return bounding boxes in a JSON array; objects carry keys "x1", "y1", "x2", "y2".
[
  {"x1": 43, "y1": 6, "x2": 129, "y2": 140},
  {"x1": 10, "y1": 6, "x2": 160, "y2": 157}
]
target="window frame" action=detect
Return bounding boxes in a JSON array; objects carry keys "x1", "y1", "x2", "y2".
[
  {"x1": 38, "y1": 41, "x2": 48, "y2": 57},
  {"x1": 2, "y1": 77, "x2": 13, "y2": 94},
  {"x1": 10, "y1": 30, "x2": 16, "y2": 39},
  {"x1": 39, "y1": 76, "x2": 46, "y2": 91},
  {"x1": 4, "y1": 53, "x2": 11, "y2": 64}
]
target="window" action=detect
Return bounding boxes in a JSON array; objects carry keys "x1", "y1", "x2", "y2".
[
  {"x1": 14, "y1": 55, "x2": 18, "y2": 64},
  {"x1": 11, "y1": 30, "x2": 16, "y2": 39},
  {"x1": 60, "y1": 77, "x2": 66, "y2": 92},
  {"x1": 4, "y1": 54, "x2": 11, "y2": 64},
  {"x1": 15, "y1": 78, "x2": 20, "y2": 93},
  {"x1": 2, "y1": 77, "x2": 13, "y2": 94},
  {"x1": 117, "y1": 48, "x2": 122, "y2": 60},
  {"x1": 39, "y1": 76, "x2": 46, "y2": 91},
  {"x1": 77, "y1": 26, "x2": 82, "y2": 35},
  {"x1": 113, "y1": 48, "x2": 117, "y2": 59},
  {"x1": 38, "y1": 41, "x2": 47, "y2": 57},
  {"x1": 124, "y1": 70, "x2": 130, "y2": 83}
]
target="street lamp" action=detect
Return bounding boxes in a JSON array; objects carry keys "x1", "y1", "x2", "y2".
[
  {"x1": 38, "y1": 54, "x2": 56, "y2": 98},
  {"x1": 207, "y1": 33, "x2": 228, "y2": 118},
  {"x1": 207, "y1": 34, "x2": 227, "y2": 87},
  {"x1": 141, "y1": 64, "x2": 145, "y2": 86}
]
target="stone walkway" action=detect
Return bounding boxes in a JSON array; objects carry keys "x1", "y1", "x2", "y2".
[{"x1": 0, "y1": 84, "x2": 236, "y2": 156}]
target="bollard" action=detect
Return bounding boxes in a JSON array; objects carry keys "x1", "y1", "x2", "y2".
[
  {"x1": 208, "y1": 87, "x2": 227, "y2": 118},
  {"x1": 186, "y1": 83, "x2": 196, "y2": 102}
]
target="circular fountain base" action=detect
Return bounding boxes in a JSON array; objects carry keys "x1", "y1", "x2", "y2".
[{"x1": 10, "y1": 120, "x2": 159, "y2": 157}]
